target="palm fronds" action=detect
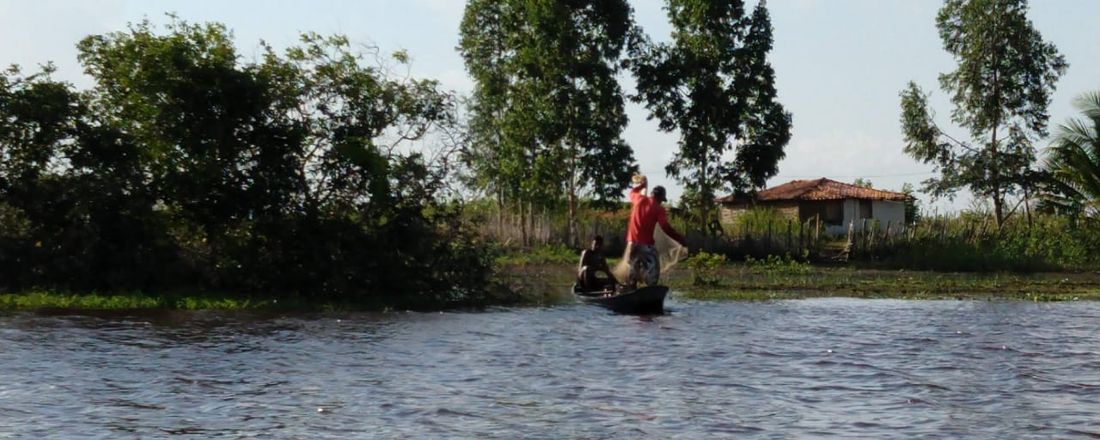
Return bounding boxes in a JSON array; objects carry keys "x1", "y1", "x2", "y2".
[{"x1": 1042, "y1": 91, "x2": 1100, "y2": 218}]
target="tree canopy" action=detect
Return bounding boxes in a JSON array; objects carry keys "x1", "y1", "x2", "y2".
[
  {"x1": 1042, "y1": 91, "x2": 1100, "y2": 219},
  {"x1": 0, "y1": 19, "x2": 494, "y2": 304},
  {"x1": 629, "y1": 0, "x2": 791, "y2": 232},
  {"x1": 899, "y1": 0, "x2": 1067, "y2": 227},
  {"x1": 459, "y1": 0, "x2": 638, "y2": 244}
]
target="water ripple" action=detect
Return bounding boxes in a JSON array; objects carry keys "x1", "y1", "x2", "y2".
[{"x1": 2, "y1": 299, "x2": 1100, "y2": 438}]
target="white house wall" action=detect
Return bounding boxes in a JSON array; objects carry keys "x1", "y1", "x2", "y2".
[
  {"x1": 825, "y1": 199, "x2": 858, "y2": 235},
  {"x1": 873, "y1": 200, "x2": 905, "y2": 229},
  {"x1": 824, "y1": 199, "x2": 906, "y2": 235}
]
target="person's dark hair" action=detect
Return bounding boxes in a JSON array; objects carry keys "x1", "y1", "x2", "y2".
[
  {"x1": 591, "y1": 235, "x2": 603, "y2": 245},
  {"x1": 652, "y1": 186, "x2": 667, "y2": 201}
]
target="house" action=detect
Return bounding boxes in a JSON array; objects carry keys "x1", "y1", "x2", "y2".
[{"x1": 716, "y1": 178, "x2": 908, "y2": 235}]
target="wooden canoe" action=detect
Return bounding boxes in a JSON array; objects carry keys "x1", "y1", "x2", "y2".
[{"x1": 572, "y1": 284, "x2": 668, "y2": 315}]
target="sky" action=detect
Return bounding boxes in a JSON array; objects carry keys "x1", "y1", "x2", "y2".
[{"x1": 2, "y1": 0, "x2": 1098, "y2": 212}]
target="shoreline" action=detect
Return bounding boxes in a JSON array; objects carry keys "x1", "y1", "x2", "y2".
[
  {"x1": 3, "y1": 264, "x2": 1100, "y2": 312},
  {"x1": 498, "y1": 263, "x2": 1100, "y2": 303}
]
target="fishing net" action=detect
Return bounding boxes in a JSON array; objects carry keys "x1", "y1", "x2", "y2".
[
  {"x1": 655, "y1": 225, "x2": 689, "y2": 274},
  {"x1": 610, "y1": 226, "x2": 689, "y2": 285}
]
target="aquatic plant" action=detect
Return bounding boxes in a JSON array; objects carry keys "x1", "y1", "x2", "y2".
[{"x1": 687, "y1": 251, "x2": 726, "y2": 286}]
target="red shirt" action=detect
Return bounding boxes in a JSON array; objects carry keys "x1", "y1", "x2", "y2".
[{"x1": 626, "y1": 186, "x2": 685, "y2": 245}]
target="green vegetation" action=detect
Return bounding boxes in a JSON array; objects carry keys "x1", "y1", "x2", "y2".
[
  {"x1": 678, "y1": 265, "x2": 1100, "y2": 302},
  {"x1": 0, "y1": 289, "x2": 521, "y2": 312},
  {"x1": 0, "y1": 19, "x2": 494, "y2": 307},
  {"x1": 495, "y1": 244, "x2": 577, "y2": 266},
  {"x1": 1042, "y1": 91, "x2": 1100, "y2": 218},
  {"x1": 630, "y1": 0, "x2": 791, "y2": 231},
  {"x1": 867, "y1": 214, "x2": 1100, "y2": 272},
  {"x1": 686, "y1": 251, "x2": 725, "y2": 286},
  {"x1": 900, "y1": 0, "x2": 1068, "y2": 227},
  {"x1": 459, "y1": 1, "x2": 638, "y2": 246},
  {"x1": 744, "y1": 254, "x2": 812, "y2": 276},
  {"x1": 718, "y1": 208, "x2": 825, "y2": 258},
  {"x1": 2, "y1": 2, "x2": 1099, "y2": 311},
  {"x1": 0, "y1": 290, "x2": 304, "y2": 311},
  {"x1": 495, "y1": 262, "x2": 1100, "y2": 304}
]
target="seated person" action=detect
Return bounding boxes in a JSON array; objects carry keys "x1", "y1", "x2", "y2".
[{"x1": 577, "y1": 235, "x2": 617, "y2": 292}]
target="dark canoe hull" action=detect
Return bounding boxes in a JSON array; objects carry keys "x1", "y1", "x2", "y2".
[{"x1": 573, "y1": 284, "x2": 668, "y2": 315}]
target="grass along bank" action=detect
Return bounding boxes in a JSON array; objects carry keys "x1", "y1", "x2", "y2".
[
  {"x1": 0, "y1": 290, "x2": 329, "y2": 312},
  {"x1": 679, "y1": 266, "x2": 1100, "y2": 301},
  {"x1": 6, "y1": 261, "x2": 1099, "y2": 312},
  {"x1": 498, "y1": 260, "x2": 1100, "y2": 303},
  {"x1": 0, "y1": 288, "x2": 520, "y2": 312}
]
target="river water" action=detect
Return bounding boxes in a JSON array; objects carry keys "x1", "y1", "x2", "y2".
[{"x1": 1, "y1": 298, "x2": 1099, "y2": 439}]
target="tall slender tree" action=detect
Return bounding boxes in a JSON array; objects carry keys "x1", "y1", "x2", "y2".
[
  {"x1": 458, "y1": 0, "x2": 513, "y2": 219},
  {"x1": 899, "y1": 0, "x2": 1067, "y2": 228},
  {"x1": 459, "y1": 0, "x2": 638, "y2": 246},
  {"x1": 631, "y1": 0, "x2": 791, "y2": 233}
]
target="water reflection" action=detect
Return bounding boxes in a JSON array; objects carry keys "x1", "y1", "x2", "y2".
[{"x1": 1, "y1": 299, "x2": 1099, "y2": 438}]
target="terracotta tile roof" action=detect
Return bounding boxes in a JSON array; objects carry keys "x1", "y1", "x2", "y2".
[{"x1": 717, "y1": 178, "x2": 908, "y2": 203}]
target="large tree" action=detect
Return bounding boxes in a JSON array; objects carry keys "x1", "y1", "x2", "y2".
[
  {"x1": 457, "y1": 0, "x2": 514, "y2": 214},
  {"x1": 77, "y1": 20, "x2": 279, "y2": 242},
  {"x1": 459, "y1": 0, "x2": 638, "y2": 246},
  {"x1": 62, "y1": 18, "x2": 486, "y2": 298},
  {"x1": 899, "y1": 0, "x2": 1067, "y2": 228},
  {"x1": 0, "y1": 65, "x2": 183, "y2": 289},
  {"x1": 630, "y1": 0, "x2": 791, "y2": 233}
]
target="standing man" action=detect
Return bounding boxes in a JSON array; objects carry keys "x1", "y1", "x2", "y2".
[{"x1": 625, "y1": 176, "x2": 686, "y2": 289}]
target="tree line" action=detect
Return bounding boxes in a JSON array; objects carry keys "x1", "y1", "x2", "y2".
[
  {"x1": 0, "y1": 20, "x2": 492, "y2": 302},
  {"x1": 458, "y1": 0, "x2": 792, "y2": 244},
  {"x1": 1, "y1": 0, "x2": 1097, "y2": 302}
]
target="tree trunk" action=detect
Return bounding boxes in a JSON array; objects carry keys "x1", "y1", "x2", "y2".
[
  {"x1": 1024, "y1": 183, "x2": 1033, "y2": 230},
  {"x1": 567, "y1": 143, "x2": 578, "y2": 248},
  {"x1": 993, "y1": 193, "x2": 1004, "y2": 230},
  {"x1": 566, "y1": 81, "x2": 579, "y2": 249},
  {"x1": 519, "y1": 200, "x2": 528, "y2": 247},
  {"x1": 496, "y1": 189, "x2": 504, "y2": 235},
  {"x1": 990, "y1": 117, "x2": 1003, "y2": 229},
  {"x1": 700, "y1": 149, "x2": 710, "y2": 234},
  {"x1": 528, "y1": 201, "x2": 535, "y2": 247},
  {"x1": 568, "y1": 189, "x2": 577, "y2": 248},
  {"x1": 989, "y1": 11, "x2": 1004, "y2": 230}
]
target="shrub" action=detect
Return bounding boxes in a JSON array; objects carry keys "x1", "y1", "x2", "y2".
[
  {"x1": 745, "y1": 253, "x2": 812, "y2": 276},
  {"x1": 687, "y1": 251, "x2": 726, "y2": 286}
]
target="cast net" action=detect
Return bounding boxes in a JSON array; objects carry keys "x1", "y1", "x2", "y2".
[{"x1": 610, "y1": 226, "x2": 689, "y2": 285}]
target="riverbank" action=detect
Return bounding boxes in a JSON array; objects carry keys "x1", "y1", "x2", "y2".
[
  {"x1": 0, "y1": 290, "x2": 515, "y2": 313},
  {"x1": 499, "y1": 263, "x2": 1100, "y2": 302},
  {"x1": 4, "y1": 263, "x2": 1099, "y2": 312},
  {"x1": 0, "y1": 291, "x2": 305, "y2": 312}
]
